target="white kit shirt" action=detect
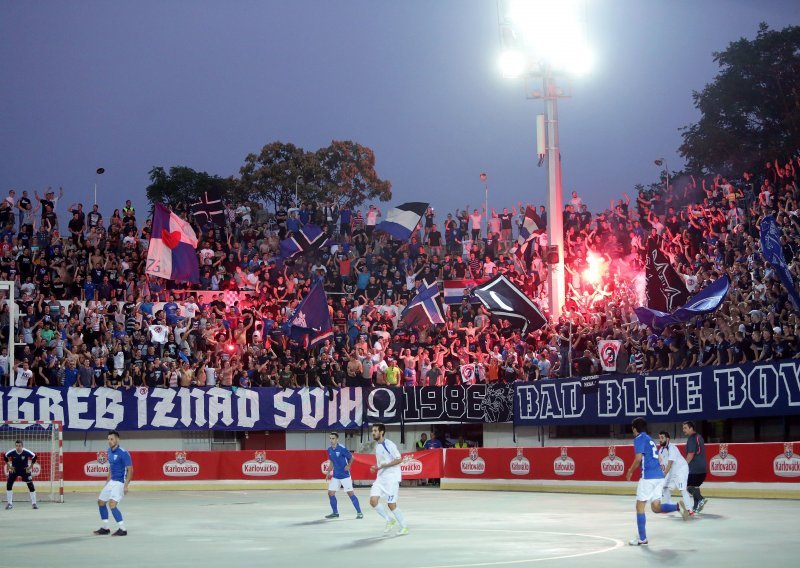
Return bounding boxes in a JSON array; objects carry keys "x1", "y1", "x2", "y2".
[{"x1": 375, "y1": 438, "x2": 402, "y2": 482}]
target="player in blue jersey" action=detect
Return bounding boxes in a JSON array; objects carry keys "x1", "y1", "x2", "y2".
[
  {"x1": 94, "y1": 431, "x2": 133, "y2": 537},
  {"x1": 626, "y1": 417, "x2": 688, "y2": 546},
  {"x1": 324, "y1": 432, "x2": 363, "y2": 519},
  {"x1": 4, "y1": 440, "x2": 38, "y2": 509}
]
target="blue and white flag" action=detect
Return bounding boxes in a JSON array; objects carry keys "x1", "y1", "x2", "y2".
[
  {"x1": 375, "y1": 202, "x2": 428, "y2": 241},
  {"x1": 635, "y1": 275, "x2": 730, "y2": 329},
  {"x1": 400, "y1": 281, "x2": 445, "y2": 329},
  {"x1": 760, "y1": 215, "x2": 800, "y2": 310},
  {"x1": 472, "y1": 274, "x2": 547, "y2": 334},
  {"x1": 146, "y1": 203, "x2": 200, "y2": 284},
  {"x1": 280, "y1": 224, "x2": 328, "y2": 260},
  {"x1": 287, "y1": 281, "x2": 332, "y2": 347}
]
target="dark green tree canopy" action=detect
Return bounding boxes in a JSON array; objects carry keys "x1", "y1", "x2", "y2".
[
  {"x1": 145, "y1": 166, "x2": 239, "y2": 213},
  {"x1": 680, "y1": 24, "x2": 800, "y2": 176}
]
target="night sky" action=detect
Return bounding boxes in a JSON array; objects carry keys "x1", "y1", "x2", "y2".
[{"x1": 2, "y1": 0, "x2": 798, "y2": 219}]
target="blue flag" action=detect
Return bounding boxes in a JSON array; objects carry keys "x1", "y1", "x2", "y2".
[
  {"x1": 760, "y1": 215, "x2": 800, "y2": 310},
  {"x1": 287, "y1": 281, "x2": 333, "y2": 347},
  {"x1": 635, "y1": 275, "x2": 730, "y2": 329},
  {"x1": 400, "y1": 281, "x2": 445, "y2": 329},
  {"x1": 375, "y1": 202, "x2": 428, "y2": 241},
  {"x1": 280, "y1": 224, "x2": 328, "y2": 260}
]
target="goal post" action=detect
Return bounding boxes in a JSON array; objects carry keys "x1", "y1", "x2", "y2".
[{"x1": 1, "y1": 421, "x2": 64, "y2": 503}]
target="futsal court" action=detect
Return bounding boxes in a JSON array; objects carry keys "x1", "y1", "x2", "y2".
[{"x1": 1, "y1": 488, "x2": 796, "y2": 568}]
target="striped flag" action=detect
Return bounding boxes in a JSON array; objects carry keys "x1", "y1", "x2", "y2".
[
  {"x1": 146, "y1": 203, "x2": 199, "y2": 284},
  {"x1": 443, "y1": 279, "x2": 486, "y2": 305},
  {"x1": 375, "y1": 202, "x2": 428, "y2": 241},
  {"x1": 511, "y1": 206, "x2": 542, "y2": 259}
]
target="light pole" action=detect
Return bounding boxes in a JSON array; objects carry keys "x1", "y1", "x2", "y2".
[
  {"x1": 480, "y1": 172, "x2": 489, "y2": 236},
  {"x1": 655, "y1": 159, "x2": 669, "y2": 193},
  {"x1": 94, "y1": 167, "x2": 105, "y2": 205},
  {"x1": 497, "y1": 0, "x2": 593, "y2": 320}
]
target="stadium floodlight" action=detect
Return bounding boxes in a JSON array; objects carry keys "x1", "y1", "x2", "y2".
[{"x1": 496, "y1": 0, "x2": 593, "y2": 319}]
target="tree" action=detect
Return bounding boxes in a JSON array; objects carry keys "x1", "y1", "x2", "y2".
[
  {"x1": 239, "y1": 142, "x2": 316, "y2": 211},
  {"x1": 680, "y1": 24, "x2": 800, "y2": 176},
  {"x1": 315, "y1": 140, "x2": 392, "y2": 209},
  {"x1": 145, "y1": 166, "x2": 238, "y2": 213}
]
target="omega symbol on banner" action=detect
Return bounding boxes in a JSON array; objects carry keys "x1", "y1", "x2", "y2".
[
  {"x1": 709, "y1": 444, "x2": 738, "y2": 477},
  {"x1": 554, "y1": 447, "x2": 575, "y2": 476}
]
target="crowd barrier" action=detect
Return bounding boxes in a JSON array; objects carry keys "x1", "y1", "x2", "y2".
[{"x1": 61, "y1": 443, "x2": 800, "y2": 498}]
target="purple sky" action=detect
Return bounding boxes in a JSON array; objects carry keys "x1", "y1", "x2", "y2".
[{"x1": 2, "y1": 1, "x2": 798, "y2": 220}]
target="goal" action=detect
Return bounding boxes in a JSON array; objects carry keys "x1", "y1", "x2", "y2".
[{"x1": 1, "y1": 421, "x2": 63, "y2": 503}]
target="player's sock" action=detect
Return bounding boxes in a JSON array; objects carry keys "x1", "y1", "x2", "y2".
[
  {"x1": 111, "y1": 507, "x2": 124, "y2": 529},
  {"x1": 99, "y1": 505, "x2": 109, "y2": 528},
  {"x1": 30, "y1": 492, "x2": 37, "y2": 506},
  {"x1": 329, "y1": 495, "x2": 338, "y2": 514},
  {"x1": 374, "y1": 504, "x2": 392, "y2": 521},
  {"x1": 636, "y1": 513, "x2": 647, "y2": 541},
  {"x1": 5, "y1": 490, "x2": 12, "y2": 505},
  {"x1": 350, "y1": 494, "x2": 362, "y2": 514},
  {"x1": 392, "y1": 507, "x2": 407, "y2": 528},
  {"x1": 660, "y1": 503, "x2": 678, "y2": 513}
]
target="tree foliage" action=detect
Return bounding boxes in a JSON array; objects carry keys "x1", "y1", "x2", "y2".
[
  {"x1": 680, "y1": 24, "x2": 800, "y2": 175},
  {"x1": 239, "y1": 140, "x2": 392, "y2": 211},
  {"x1": 145, "y1": 166, "x2": 238, "y2": 213}
]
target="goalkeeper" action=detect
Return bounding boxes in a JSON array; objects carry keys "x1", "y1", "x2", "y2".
[{"x1": 4, "y1": 440, "x2": 38, "y2": 510}]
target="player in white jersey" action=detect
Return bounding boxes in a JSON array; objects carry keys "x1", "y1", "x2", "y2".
[
  {"x1": 658, "y1": 431, "x2": 692, "y2": 518},
  {"x1": 369, "y1": 423, "x2": 409, "y2": 536}
]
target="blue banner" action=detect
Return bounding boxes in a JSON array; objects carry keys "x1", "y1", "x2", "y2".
[
  {"x1": 0, "y1": 386, "x2": 364, "y2": 431},
  {"x1": 760, "y1": 215, "x2": 800, "y2": 309},
  {"x1": 514, "y1": 360, "x2": 800, "y2": 426}
]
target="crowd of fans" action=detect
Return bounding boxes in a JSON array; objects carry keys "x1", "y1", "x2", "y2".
[{"x1": 2, "y1": 155, "x2": 800, "y2": 390}]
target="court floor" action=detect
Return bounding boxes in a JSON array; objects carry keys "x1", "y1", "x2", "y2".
[{"x1": 1, "y1": 488, "x2": 797, "y2": 568}]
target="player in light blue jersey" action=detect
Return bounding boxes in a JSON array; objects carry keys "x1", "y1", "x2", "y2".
[
  {"x1": 626, "y1": 417, "x2": 688, "y2": 546},
  {"x1": 94, "y1": 430, "x2": 133, "y2": 537},
  {"x1": 324, "y1": 432, "x2": 363, "y2": 519}
]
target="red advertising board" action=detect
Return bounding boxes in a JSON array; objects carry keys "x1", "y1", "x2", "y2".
[
  {"x1": 63, "y1": 442, "x2": 800, "y2": 484},
  {"x1": 64, "y1": 449, "x2": 443, "y2": 482},
  {"x1": 443, "y1": 442, "x2": 800, "y2": 483}
]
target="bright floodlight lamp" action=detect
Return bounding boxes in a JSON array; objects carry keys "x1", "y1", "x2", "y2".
[{"x1": 496, "y1": 0, "x2": 593, "y2": 319}]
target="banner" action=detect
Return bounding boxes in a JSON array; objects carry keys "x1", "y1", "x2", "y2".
[
  {"x1": 0, "y1": 387, "x2": 365, "y2": 431},
  {"x1": 514, "y1": 360, "x2": 800, "y2": 426},
  {"x1": 65, "y1": 449, "x2": 444, "y2": 482},
  {"x1": 597, "y1": 340, "x2": 621, "y2": 372},
  {"x1": 443, "y1": 442, "x2": 800, "y2": 483},
  {"x1": 760, "y1": 215, "x2": 800, "y2": 309},
  {"x1": 365, "y1": 384, "x2": 514, "y2": 424}
]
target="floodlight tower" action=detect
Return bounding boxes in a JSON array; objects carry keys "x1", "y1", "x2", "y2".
[{"x1": 497, "y1": 0, "x2": 593, "y2": 320}]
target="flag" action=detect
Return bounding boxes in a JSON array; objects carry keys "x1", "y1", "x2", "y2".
[
  {"x1": 472, "y1": 274, "x2": 547, "y2": 334},
  {"x1": 375, "y1": 202, "x2": 428, "y2": 241},
  {"x1": 645, "y1": 237, "x2": 689, "y2": 312},
  {"x1": 443, "y1": 279, "x2": 486, "y2": 305},
  {"x1": 190, "y1": 189, "x2": 225, "y2": 225},
  {"x1": 400, "y1": 281, "x2": 445, "y2": 329},
  {"x1": 286, "y1": 281, "x2": 332, "y2": 348},
  {"x1": 511, "y1": 206, "x2": 541, "y2": 259},
  {"x1": 597, "y1": 340, "x2": 622, "y2": 372},
  {"x1": 279, "y1": 224, "x2": 328, "y2": 260},
  {"x1": 146, "y1": 203, "x2": 199, "y2": 284},
  {"x1": 635, "y1": 274, "x2": 730, "y2": 329},
  {"x1": 460, "y1": 363, "x2": 476, "y2": 384},
  {"x1": 760, "y1": 215, "x2": 800, "y2": 310}
]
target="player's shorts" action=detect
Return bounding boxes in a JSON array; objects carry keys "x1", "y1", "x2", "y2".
[
  {"x1": 370, "y1": 476, "x2": 400, "y2": 504},
  {"x1": 328, "y1": 476, "x2": 354, "y2": 492},
  {"x1": 665, "y1": 467, "x2": 689, "y2": 491},
  {"x1": 98, "y1": 480, "x2": 125, "y2": 503},
  {"x1": 7, "y1": 471, "x2": 33, "y2": 485},
  {"x1": 636, "y1": 477, "x2": 665, "y2": 502}
]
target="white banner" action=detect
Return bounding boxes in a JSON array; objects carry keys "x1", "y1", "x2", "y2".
[{"x1": 597, "y1": 340, "x2": 622, "y2": 372}]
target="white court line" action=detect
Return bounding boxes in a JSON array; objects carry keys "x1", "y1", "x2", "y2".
[{"x1": 384, "y1": 529, "x2": 623, "y2": 568}]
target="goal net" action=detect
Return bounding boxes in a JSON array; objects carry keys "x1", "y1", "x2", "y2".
[{"x1": 1, "y1": 421, "x2": 63, "y2": 503}]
